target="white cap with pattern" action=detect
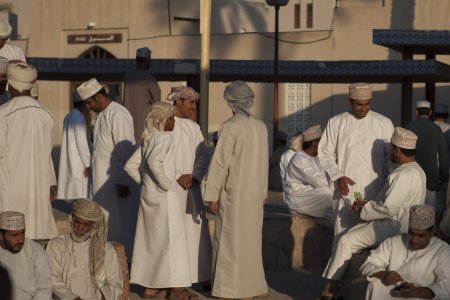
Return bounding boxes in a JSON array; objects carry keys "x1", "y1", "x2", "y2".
[
  {"x1": 416, "y1": 100, "x2": 431, "y2": 109},
  {"x1": 391, "y1": 127, "x2": 417, "y2": 150},
  {"x1": 349, "y1": 83, "x2": 372, "y2": 100},
  {"x1": 77, "y1": 78, "x2": 103, "y2": 100},
  {"x1": 0, "y1": 211, "x2": 25, "y2": 231}
]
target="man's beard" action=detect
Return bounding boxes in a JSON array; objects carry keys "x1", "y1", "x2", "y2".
[{"x1": 70, "y1": 230, "x2": 92, "y2": 243}]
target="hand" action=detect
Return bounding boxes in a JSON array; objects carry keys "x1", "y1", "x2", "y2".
[
  {"x1": 177, "y1": 174, "x2": 193, "y2": 190},
  {"x1": 393, "y1": 285, "x2": 435, "y2": 299},
  {"x1": 351, "y1": 199, "x2": 368, "y2": 215},
  {"x1": 337, "y1": 176, "x2": 355, "y2": 196},
  {"x1": 83, "y1": 167, "x2": 90, "y2": 177},
  {"x1": 116, "y1": 184, "x2": 131, "y2": 198},
  {"x1": 209, "y1": 201, "x2": 220, "y2": 214},
  {"x1": 382, "y1": 271, "x2": 404, "y2": 286},
  {"x1": 49, "y1": 185, "x2": 57, "y2": 201}
]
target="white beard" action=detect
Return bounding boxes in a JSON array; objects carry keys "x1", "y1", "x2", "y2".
[{"x1": 70, "y1": 230, "x2": 91, "y2": 243}]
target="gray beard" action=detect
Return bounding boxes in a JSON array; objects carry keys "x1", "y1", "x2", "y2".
[{"x1": 70, "y1": 231, "x2": 91, "y2": 243}]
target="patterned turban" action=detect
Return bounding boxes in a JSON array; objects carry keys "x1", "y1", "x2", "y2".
[
  {"x1": 166, "y1": 86, "x2": 200, "y2": 103},
  {"x1": 6, "y1": 62, "x2": 37, "y2": 93},
  {"x1": 0, "y1": 57, "x2": 9, "y2": 74},
  {"x1": 223, "y1": 80, "x2": 254, "y2": 116},
  {"x1": 0, "y1": 211, "x2": 25, "y2": 231},
  {"x1": 142, "y1": 101, "x2": 177, "y2": 144},
  {"x1": 71, "y1": 199, "x2": 107, "y2": 289},
  {"x1": 409, "y1": 204, "x2": 435, "y2": 230}
]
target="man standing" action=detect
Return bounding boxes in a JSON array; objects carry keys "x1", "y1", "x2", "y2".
[
  {"x1": 123, "y1": 47, "x2": 161, "y2": 145},
  {"x1": 46, "y1": 198, "x2": 123, "y2": 300},
  {"x1": 284, "y1": 125, "x2": 334, "y2": 223},
  {"x1": 0, "y1": 20, "x2": 26, "y2": 62},
  {"x1": 77, "y1": 78, "x2": 138, "y2": 259},
  {"x1": 407, "y1": 100, "x2": 448, "y2": 210},
  {"x1": 167, "y1": 86, "x2": 212, "y2": 285},
  {"x1": 204, "y1": 80, "x2": 269, "y2": 299},
  {"x1": 0, "y1": 61, "x2": 58, "y2": 239},
  {"x1": 57, "y1": 92, "x2": 91, "y2": 200},
  {"x1": 318, "y1": 83, "x2": 394, "y2": 238},
  {"x1": 320, "y1": 127, "x2": 426, "y2": 299},
  {"x1": 361, "y1": 205, "x2": 450, "y2": 300},
  {"x1": 0, "y1": 211, "x2": 52, "y2": 300}
]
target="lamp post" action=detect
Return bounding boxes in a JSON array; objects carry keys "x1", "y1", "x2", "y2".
[{"x1": 266, "y1": 0, "x2": 289, "y2": 145}]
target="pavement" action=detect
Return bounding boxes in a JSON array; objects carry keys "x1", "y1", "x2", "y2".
[{"x1": 129, "y1": 267, "x2": 326, "y2": 300}]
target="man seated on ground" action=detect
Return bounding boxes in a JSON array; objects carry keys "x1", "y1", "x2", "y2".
[
  {"x1": 0, "y1": 211, "x2": 52, "y2": 300},
  {"x1": 319, "y1": 127, "x2": 426, "y2": 299},
  {"x1": 279, "y1": 130, "x2": 303, "y2": 185},
  {"x1": 46, "y1": 198, "x2": 123, "y2": 300},
  {"x1": 360, "y1": 204, "x2": 450, "y2": 300},
  {"x1": 283, "y1": 125, "x2": 334, "y2": 224}
]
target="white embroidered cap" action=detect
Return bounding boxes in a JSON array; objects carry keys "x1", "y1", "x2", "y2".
[
  {"x1": 349, "y1": 83, "x2": 372, "y2": 100},
  {"x1": 409, "y1": 204, "x2": 435, "y2": 230},
  {"x1": 391, "y1": 127, "x2": 417, "y2": 150},
  {"x1": 416, "y1": 100, "x2": 431, "y2": 109},
  {"x1": 77, "y1": 78, "x2": 103, "y2": 100},
  {"x1": 0, "y1": 211, "x2": 25, "y2": 231},
  {"x1": 302, "y1": 125, "x2": 322, "y2": 142}
]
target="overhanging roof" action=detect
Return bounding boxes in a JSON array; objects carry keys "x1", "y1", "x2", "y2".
[
  {"x1": 373, "y1": 29, "x2": 450, "y2": 55},
  {"x1": 27, "y1": 57, "x2": 450, "y2": 83}
]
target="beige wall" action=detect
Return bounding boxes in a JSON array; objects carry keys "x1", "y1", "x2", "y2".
[{"x1": 8, "y1": 0, "x2": 450, "y2": 150}]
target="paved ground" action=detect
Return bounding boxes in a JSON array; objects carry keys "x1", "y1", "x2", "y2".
[{"x1": 130, "y1": 267, "x2": 326, "y2": 300}]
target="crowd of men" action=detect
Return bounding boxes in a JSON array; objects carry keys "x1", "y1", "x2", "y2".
[{"x1": 1, "y1": 17, "x2": 450, "y2": 300}]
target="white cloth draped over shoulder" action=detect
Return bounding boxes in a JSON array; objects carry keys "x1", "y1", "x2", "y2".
[
  {"x1": 279, "y1": 148, "x2": 295, "y2": 187},
  {"x1": 0, "y1": 96, "x2": 58, "y2": 239},
  {"x1": 204, "y1": 113, "x2": 269, "y2": 299},
  {"x1": 0, "y1": 44, "x2": 26, "y2": 62},
  {"x1": 46, "y1": 234, "x2": 123, "y2": 300},
  {"x1": 284, "y1": 151, "x2": 334, "y2": 220},
  {"x1": 318, "y1": 111, "x2": 394, "y2": 236},
  {"x1": 91, "y1": 101, "x2": 138, "y2": 260},
  {"x1": 361, "y1": 235, "x2": 450, "y2": 300},
  {"x1": 58, "y1": 109, "x2": 91, "y2": 199},
  {"x1": 125, "y1": 132, "x2": 191, "y2": 288},
  {"x1": 171, "y1": 116, "x2": 212, "y2": 283},
  {"x1": 0, "y1": 239, "x2": 52, "y2": 300}
]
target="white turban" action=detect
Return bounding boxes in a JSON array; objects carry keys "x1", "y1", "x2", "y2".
[
  {"x1": 223, "y1": 80, "x2": 254, "y2": 116},
  {"x1": 6, "y1": 62, "x2": 37, "y2": 93}
]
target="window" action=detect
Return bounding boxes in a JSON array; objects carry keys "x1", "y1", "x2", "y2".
[
  {"x1": 286, "y1": 83, "x2": 311, "y2": 136},
  {"x1": 294, "y1": 4, "x2": 301, "y2": 29},
  {"x1": 306, "y1": 3, "x2": 313, "y2": 28}
]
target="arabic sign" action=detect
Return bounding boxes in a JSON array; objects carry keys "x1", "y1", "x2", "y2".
[{"x1": 67, "y1": 33, "x2": 122, "y2": 44}]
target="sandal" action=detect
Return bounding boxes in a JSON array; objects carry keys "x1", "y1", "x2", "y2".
[
  {"x1": 141, "y1": 288, "x2": 168, "y2": 299},
  {"x1": 168, "y1": 288, "x2": 201, "y2": 300}
]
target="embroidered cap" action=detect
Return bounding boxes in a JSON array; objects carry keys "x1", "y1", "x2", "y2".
[
  {"x1": 409, "y1": 204, "x2": 435, "y2": 230},
  {"x1": 0, "y1": 211, "x2": 25, "y2": 231},
  {"x1": 77, "y1": 78, "x2": 103, "y2": 100},
  {"x1": 391, "y1": 127, "x2": 417, "y2": 150},
  {"x1": 349, "y1": 83, "x2": 372, "y2": 100}
]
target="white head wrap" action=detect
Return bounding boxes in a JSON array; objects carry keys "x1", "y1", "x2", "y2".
[
  {"x1": 70, "y1": 199, "x2": 107, "y2": 289},
  {"x1": 349, "y1": 83, "x2": 372, "y2": 100},
  {"x1": 223, "y1": 80, "x2": 254, "y2": 116},
  {"x1": 0, "y1": 20, "x2": 12, "y2": 39},
  {"x1": 0, "y1": 211, "x2": 25, "y2": 231},
  {"x1": 77, "y1": 78, "x2": 103, "y2": 100},
  {"x1": 391, "y1": 127, "x2": 417, "y2": 150},
  {"x1": 409, "y1": 204, "x2": 435, "y2": 230},
  {"x1": 141, "y1": 101, "x2": 177, "y2": 145},
  {"x1": 6, "y1": 62, "x2": 37, "y2": 93}
]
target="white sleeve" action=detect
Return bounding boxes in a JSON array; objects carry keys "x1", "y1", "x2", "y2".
[
  {"x1": 360, "y1": 237, "x2": 393, "y2": 280},
  {"x1": 428, "y1": 246, "x2": 450, "y2": 300},
  {"x1": 318, "y1": 119, "x2": 344, "y2": 181},
  {"x1": 147, "y1": 135, "x2": 173, "y2": 191},
  {"x1": 99, "y1": 244, "x2": 123, "y2": 300},
  {"x1": 73, "y1": 114, "x2": 91, "y2": 168},
  {"x1": 124, "y1": 147, "x2": 142, "y2": 184},
  {"x1": 288, "y1": 155, "x2": 327, "y2": 188}
]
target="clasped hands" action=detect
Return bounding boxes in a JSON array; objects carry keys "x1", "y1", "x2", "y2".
[{"x1": 177, "y1": 174, "x2": 196, "y2": 190}]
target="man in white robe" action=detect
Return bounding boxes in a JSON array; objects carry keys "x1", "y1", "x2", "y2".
[
  {"x1": 166, "y1": 86, "x2": 212, "y2": 285},
  {"x1": 57, "y1": 92, "x2": 91, "y2": 200},
  {"x1": 0, "y1": 62, "x2": 58, "y2": 240},
  {"x1": 0, "y1": 211, "x2": 52, "y2": 300},
  {"x1": 0, "y1": 20, "x2": 26, "y2": 62},
  {"x1": 361, "y1": 205, "x2": 450, "y2": 300},
  {"x1": 320, "y1": 127, "x2": 426, "y2": 299},
  {"x1": 46, "y1": 198, "x2": 123, "y2": 300},
  {"x1": 284, "y1": 125, "x2": 334, "y2": 223},
  {"x1": 318, "y1": 83, "x2": 394, "y2": 238},
  {"x1": 0, "y1": 57, "x2": 10, "y2": 106},
  {"x1": 77, "y1": 78, "x2": 138, "y2": 260},
  {"x1": 123, "y1": 47, "x2": 161, "y2": 145},
  {"x1": 204, "y1": 80, "x2": 269, "y2": 299}
]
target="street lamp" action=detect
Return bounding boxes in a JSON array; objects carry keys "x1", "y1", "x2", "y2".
[{"x1": 266, "y1": 0, "x2": 289, "y2": 145}]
